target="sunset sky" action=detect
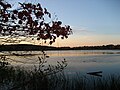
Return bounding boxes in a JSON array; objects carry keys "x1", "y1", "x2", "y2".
[{"x1": 6, "y1": 0, "x2": 120, "y2": 47}]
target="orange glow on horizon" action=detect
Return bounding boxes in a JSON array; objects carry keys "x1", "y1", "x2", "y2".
[{"x1": 50, "y1": 34, "x2": 120, "y2": 47}]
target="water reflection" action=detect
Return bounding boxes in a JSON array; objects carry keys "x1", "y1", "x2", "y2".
[
  {"x1": 46, "y1": 50, "x2": 120, "y2": 56},
  {"x1": 46, "y1": 50, "x2": 120, "y2": 76},
  {"x1": 1, "y1": 50, "x2": 120, "y2": 76}
]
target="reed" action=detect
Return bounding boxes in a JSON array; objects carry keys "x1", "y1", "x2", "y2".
[{"x1": 1, "y1": 56, "x2": 120, "y2": 90}]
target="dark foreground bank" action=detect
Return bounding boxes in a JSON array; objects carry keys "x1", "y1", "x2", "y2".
[
  {"x1": 0, "y1": 57, "x2": 120, "y2": 90},
  {"x1": 1, "y1": 66, "x2": 120, "y2": 90}
]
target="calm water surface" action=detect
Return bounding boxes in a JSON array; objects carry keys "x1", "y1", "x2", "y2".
[
  {"x1": 46, "y1": 50, "x2": 120, "y2": 76},
  {"x1": 1, "y1": 50, "x2": 120, "y2": 76}
]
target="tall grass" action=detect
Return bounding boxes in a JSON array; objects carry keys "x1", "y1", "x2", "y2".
[
  {"x1": 1, "y1": 65, "x2": 120, "y2": 90},
  {"x1": 1, "y1": 55, "x2": 120, "y2": 90},
  {"x1": 49, "y1": 73, "x2": 120, "y2": 90}
]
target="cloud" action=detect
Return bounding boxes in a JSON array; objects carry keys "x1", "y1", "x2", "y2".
[{"x1": 71, "y1": 26, "x2": 94, "y2": 34}]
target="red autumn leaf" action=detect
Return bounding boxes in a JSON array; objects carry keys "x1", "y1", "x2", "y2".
[
  {"x1": 37, "y1": 3, "x2": 43, "y2": 11},
  {"x1": 37, "y1": 38, "x2": 40, "y2": 40},
  {"x1": 4, "y1": 17, "x2": 8, "y2": 22},
  {"x1": 65, "y1": 36, "x2": 68, "y2": 38},
  {"x1": 61, "y1": 37, "x2": 64, "y2": 39},
  {"x1": 28, "y1": 9, "x2": 32, "y2": 14},
  {"x1": 48, "y1": 13, "x2": 51, "y2": 18},
  {"x1": 18, "y1": 20, "x2": 22, "y2": 24},
  {"x1": 40, "y1": 21, "x2": 44, "y2": 26},
  {"x1": 6, "y1": 4, "x2": 11, "y2": 8},
  {"x1": 18, "y1": 12, "x2": 23, "y2": 19},
  {"x1": 37, "y1": 3, "x2": 40, "y2": 7},
  {"x1": 34, "y1": 20, "x2": 38, "y2": 26},
  {"x1": 13, "y1": 10, "x2": 18, "y2": 14},
  {"x1": 44, "y1": 8, "x2": 47, "y2": 14},
  {"x1": 11, "y1": 14, "x2": 16, "y2": 20},
  {"x1": 49, "y1": 41, "x2": 53, "y2": 45},
  {"x1": 53, "y1": 39, "x2": 55, "y2": 42},
  {"x1": 35, "y1": 11, "x2": 44, "y2": 18},
  {"x1": 57, "y1": 21, "x2": 62, "y2": 25},
  {"x1": 53, "y1": 36, "x2": 56, "y2": 39},
  {"x1": 25, "y1": 3, "x2": 32, "y2": 8}
]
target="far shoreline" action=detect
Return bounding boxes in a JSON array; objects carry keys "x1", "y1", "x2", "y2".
[{"x1": 0, "y1": 44, "x2": 120, "y2": 51}]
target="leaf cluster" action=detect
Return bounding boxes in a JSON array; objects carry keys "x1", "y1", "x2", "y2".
[{"x1": 0, "y1": 0, "x2": 72, "y2": 44}]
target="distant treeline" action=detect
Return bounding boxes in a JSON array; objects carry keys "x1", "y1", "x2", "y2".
[
  {"x1": 0, "y1": 44, "x2": 120, "y2": 51},
  {"x1": 0, "y1": 44, "x2": 56, "y2": 51},
  {"x1": 72, "y1": 44, "x2": 120, "y2": 50}
]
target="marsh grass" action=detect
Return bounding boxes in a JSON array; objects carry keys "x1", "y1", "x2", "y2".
[
  {"x1": 50, "y1": 73, "x2": 120, "y2": 90},
  {"x1": 1, "y1": 56, "x2": 120, "y2": 90},
  {"x1": 0, "y1": 66, "x2": 49, "y2": 90},
  {"x1": 1, "y1": 66, "x2": 120, "y2": 90}
]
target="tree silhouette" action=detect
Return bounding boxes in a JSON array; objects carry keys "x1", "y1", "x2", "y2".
[
  {"x1": 0, "y1": 0, "x2": 72, "y2": 45},
  {"x1": 0, "y1": 2, "x2": 72, "y2": 89}
]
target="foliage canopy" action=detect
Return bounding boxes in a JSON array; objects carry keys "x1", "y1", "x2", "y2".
[{"x1": 0, "y1": 0, "x2": 72, "y2": 44}]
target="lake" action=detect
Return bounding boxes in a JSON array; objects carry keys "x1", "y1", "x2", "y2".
[
  {"x1": 1, "y1": 50, "x2": 120, "y2": 76},
  {"x1": 46, "y1": 50, "x2": 120, "y2": 76}
]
